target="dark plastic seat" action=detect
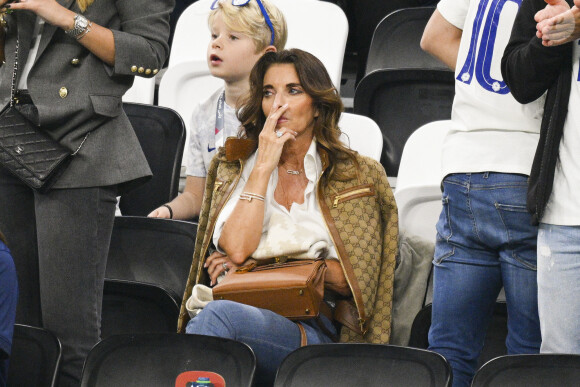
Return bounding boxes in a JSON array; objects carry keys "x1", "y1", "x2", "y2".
[
  {"x1": 120, "y1": 103, "x2": 185, "y2": 216},
  {"x1": 274, "y1": 343, "x2": 452, "y2": 387},
  {"x1": 106, "y1": 216, "x2": 197, "y2": 304},
  {"x1": 7, "y1": 324, "x2": 62, "y2": 387},
  {"x1": 101, "y1": 279, "x2": 180, "y2": 339},
  {"x1": 472, "y1": 354, "x2": 580, "y2": 387},
  {"x1": 81, "y1": 333, "x2": 256, "y2": 387},
  {"x1": 349, "y1": 0, "x2": 439, "y2": 82},
  {"x1": 408, "y1": 302, "x2": 508, "y2": 369},
  {"x1": 354, "y1": 68, "x2": 455, "y2": 177},
  {"x1": 366, "y1": 7, "x2": 447, "y2": 75}
]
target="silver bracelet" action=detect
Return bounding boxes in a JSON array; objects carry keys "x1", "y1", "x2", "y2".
[{"x1": 239, "y1": 192, "x2": 265, "y2": 202}]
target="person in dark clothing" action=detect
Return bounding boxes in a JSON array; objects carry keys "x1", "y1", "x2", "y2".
[
  {"x1": 502, "y1": 0, "x2": 580, "y2": 355},
  {"x1": 0, "y1": 232, "x2": 17, "y2": 387}
]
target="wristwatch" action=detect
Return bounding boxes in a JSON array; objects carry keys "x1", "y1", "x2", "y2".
[{"x1": 65, "y1": 14, "x2": 91, "y2": 40}]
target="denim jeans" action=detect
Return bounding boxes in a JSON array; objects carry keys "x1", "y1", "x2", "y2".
[
  {"x1": 185, "y1": 300, "x2": 336, "y2": 387},
  {"x1": 428, "y1": 173, "x2": 541, "y2": 387},
  {"x1": 537, "y1": 223, "x2": 580, "y2": 354}
]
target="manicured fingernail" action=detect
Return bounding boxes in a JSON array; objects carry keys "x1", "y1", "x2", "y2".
[{"x1": 204, "y1": 262, "x2": 208, "y2": 268}]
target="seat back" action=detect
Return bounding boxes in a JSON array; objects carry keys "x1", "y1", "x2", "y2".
[
  {"x1": 395, "y1": 120, "x2": 450, "y2": 242},
  {"x1": 157, "y1": 60, "x2": 223, "y2": 167},
  {"x1": 101, "y1": 279, "x2": 180, "y2": 339},
  {"x1": 169, "y1": 0, "x2": 347, "y2": 89},
  {"x1": 471, "y1": 354, "x2": 580, "y2": 387},
  {"x1": 122, "y1": 77, "x2": 156, "y2": 105},
  {"x1": 120, "y1": 103, "x2": 185, "y2": 216},
  {"x1": 354, "y1": 69, "x2": 455, "y2": 177},
  {"x1": 409, "y1": 303, "x2": 508, "y2": 369},
  {"x1": 366, "y1": 7, "x2": 447, "y2": 75},
  {"x1": 274, "y1": 343, "x2": 452, "y2": 387},
  {"x1": 7, "y1": 324, "x2": 62, "y2": 387},
  {"x1": 106, "y1": 216, "x2": 197, "y2": 303},
  {"x1": 81, "y1": 333, "x2": 256, "y2": 387},
  {"x1": 338, "y1": 112, "x2": 382, "y2": 162}
]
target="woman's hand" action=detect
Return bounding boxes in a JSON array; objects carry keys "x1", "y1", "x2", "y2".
[
  {"x1": 5, "y1": 0, "x2": 76, "y2": 30},
  {"x1": 205, "y1": 251, "x2": 239, "y2": 286},
  {"x1": 535, "y1": 0, "x2": 571, "y2": 40},
  {"x1": 324, "y1": 259, "x2": 351, "y2": 297},
  {"x1": 253, "y1": 102, "x2": 297, "y2": 176},
  {"x1": 537, "y1": 3, "x2": 580, "y2": 46}
]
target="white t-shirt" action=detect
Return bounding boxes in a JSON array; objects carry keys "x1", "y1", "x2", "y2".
[
  {"x1": 542, "y1": 41, "x2": 580, "y2": 225},
  {"x1": 213, "y1": 139, "x2": 338, "y2": 260},
  {"x1": 186, "y1": 87, "x2": 241, "y2": 177},
  {"x1": 438, "y1": 0, "x2": 544, "y2": 179}
]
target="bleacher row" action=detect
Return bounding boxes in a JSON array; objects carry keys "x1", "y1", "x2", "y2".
[{"x1": 7, "y1": 2, "x2": 580, "y2": 386}]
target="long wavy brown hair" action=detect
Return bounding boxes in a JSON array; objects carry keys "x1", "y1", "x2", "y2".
[
  {"x1": 238, "y1": 49, "x2": 358, "y2": 185},
  {"x1": 78, "y1": 0, "x2": 95, "y2": 12}
]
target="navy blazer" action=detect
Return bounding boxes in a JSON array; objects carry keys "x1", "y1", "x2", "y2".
[{"x1": 0, "y1": 0, "x2": 174, "y2": 191}]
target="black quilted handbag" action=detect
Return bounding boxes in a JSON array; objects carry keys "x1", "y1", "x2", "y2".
[
  {"x1": 0, "y1": 104, "x2": 72, "y2": 192},
  {"x1": 0, "y1": 39, "x2": 84, "y2": 192}
]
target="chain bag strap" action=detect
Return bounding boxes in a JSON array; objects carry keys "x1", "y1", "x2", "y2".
[{"x1": 0, "y1": 36, "x2": 87, "y2": 192}]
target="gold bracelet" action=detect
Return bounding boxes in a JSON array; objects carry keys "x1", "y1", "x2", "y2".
[{"x1": 239, "y1": 192, "x2": 265, "y2": 202}]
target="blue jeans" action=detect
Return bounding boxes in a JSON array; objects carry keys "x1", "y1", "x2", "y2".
[
  {"x1": 537, "y1": 223, "x2": 580, "y2": 354},
  {"x1": 428, "y1": 173, "x2": 541, "y2": 387},
  {"x1": 185, "y1": 300, "x2": 336, "y2": 387}
]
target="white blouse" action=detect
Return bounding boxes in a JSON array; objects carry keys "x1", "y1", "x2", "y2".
[{"x1": 213, "y1": 139, "x2": 338, "y2": 260}]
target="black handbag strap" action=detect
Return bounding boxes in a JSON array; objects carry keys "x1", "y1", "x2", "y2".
[{"x1": 9, "y1": 37, "x2": 18, "y2": 107}]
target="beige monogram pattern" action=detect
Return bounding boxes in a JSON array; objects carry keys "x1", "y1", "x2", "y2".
[{"x1": 177, "y1": 147, "x2": 398, "y2": 346}]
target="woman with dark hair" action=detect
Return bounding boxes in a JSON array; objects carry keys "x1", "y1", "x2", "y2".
[{"x1": 177, "y1": 49, "x2": 398, "y2": 386}]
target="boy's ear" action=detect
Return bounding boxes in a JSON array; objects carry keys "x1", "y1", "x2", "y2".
[{"x1": 264, "y1": 45, "x2": 277, "y2": 54}]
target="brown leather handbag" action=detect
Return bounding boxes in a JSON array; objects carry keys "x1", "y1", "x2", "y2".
[{"x1": 212, "y1": 258, "x2": 327, "y2": 321}]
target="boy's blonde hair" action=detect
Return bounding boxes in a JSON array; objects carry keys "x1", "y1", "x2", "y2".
[{"x1": 209, "y1": 0, "x2": 287, "y2": 53}]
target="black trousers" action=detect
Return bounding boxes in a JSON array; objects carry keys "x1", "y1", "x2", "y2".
[{"x1": 0, "y1": 167, "x2": 117, "y2": 387}]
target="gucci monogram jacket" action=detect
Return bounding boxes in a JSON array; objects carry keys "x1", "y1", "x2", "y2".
[{"x1": 177, "y1": 138, "x2": 398, "y2": 344}]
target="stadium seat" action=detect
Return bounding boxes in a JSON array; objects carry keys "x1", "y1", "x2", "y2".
[
  {"x1": 157, "y1": 60, "x2": 223, "y2": 167},
  {"x1": 81, "y1": 333, "x2": 256, "y2": 387},
  {"x1": 338, "y1": 112, "x2": 382, "y2": 162},
  {"x1": 471, "y1": 354, "x2": 580, "y2": 387},
  {"x1": 122, "y1": 77, "x2": 156, "y2": 105},
  {"x1": 106, "y1": 216, "x2": 197, "y2": 304},
  {"x1": 365, "y1": 7, "x2": 447, "y2": 75},
  {"x1": 120, "y1": 103, "x2": 185, "y2": 216},
  {"x1": 7, "y1": 324, "x2": 62, "y2": 387},
  {"x1": 274, "y1": 343, "x2": 452, "y2": 387},
  {"x1": 395, "y1": 120, "x2": 449, "y2": 243},
  {"x1": 169, "y1": 0, "x2": 347, "y2": 90},
  {"x1": 354, "y1": 68, "x2": 454, "y2": 177},
  {"x1": 349, "y1": 0, "x2": 439, "y2": 82},
  {"x1": 409, "y1": 302, "x2": 508, "y2": 369},
  {"x1": 101, "y1": 279, "x2": 180, "y2": 339}
]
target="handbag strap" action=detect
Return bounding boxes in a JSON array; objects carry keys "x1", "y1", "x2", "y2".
[
  {"x1": 9, "y1": 37, "x2": 18, "y2": 107},
  {"x1": 7, "y1": 37, "x2": 89, "y2": 155},
  {"x1": 296, "y1": 322, "x2": 308, "y2": 347}
]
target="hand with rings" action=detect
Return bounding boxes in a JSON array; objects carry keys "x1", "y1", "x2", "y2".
[
  {"x1": 255, "y1": 102, "x2": 298, "y2": 175},
  {"x1": 204, "y1": 250, "x2": 237, "y2": 286}
]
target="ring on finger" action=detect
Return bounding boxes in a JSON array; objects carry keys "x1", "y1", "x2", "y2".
[
  {"x1": 276, "y1": 130, "x2": 283, "y2": 138},
  {"x1": 222, "y1": 262, "x2": 229, "y2": 271}
]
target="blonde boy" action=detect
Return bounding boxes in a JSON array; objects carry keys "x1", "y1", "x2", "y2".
[{"x1": 149, "y1": 0, "x2": 287, "y2": 219}]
